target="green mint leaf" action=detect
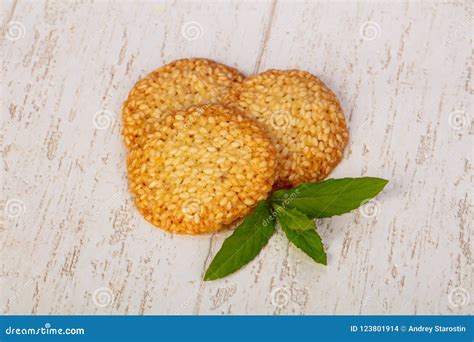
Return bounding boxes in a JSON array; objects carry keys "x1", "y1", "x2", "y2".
[
  {"x1": 274, "y1": 205, "x2": 327, "y2": 265},
  {"x1": 270, "y1": 177, "x2": 388, "y2": 218},
  {"x1": 204, "y1": 201, "x2": 275, "y2": 281},
  {"x1": 272, "y1": 204, "x2": 315, "y2": 231}
]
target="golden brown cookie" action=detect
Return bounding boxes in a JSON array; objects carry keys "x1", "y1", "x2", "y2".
[
  {"x1": 122, "y1": 58, "x2": 244, "y2": 150},
  {"x1": 224, "y1": 69, "x2": 349, "y2": 189},
  {"x1": 127, "y1": 104, "x2": 277, "y2": 234}
]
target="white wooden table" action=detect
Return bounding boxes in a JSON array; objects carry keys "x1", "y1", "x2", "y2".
[{"x1": 1, "y1": 0, "x2": 472, "y2": 315}]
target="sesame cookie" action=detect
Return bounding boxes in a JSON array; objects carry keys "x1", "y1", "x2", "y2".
[
  {"x1": 127, "y1": 104, "x2": 277, "y2": 234},
  {"x1": 122, "y1": 58, "x2": 244, "y2": 150},
  {"x1": 224, "y1": 69, "x2": 349, "y2": 189}
]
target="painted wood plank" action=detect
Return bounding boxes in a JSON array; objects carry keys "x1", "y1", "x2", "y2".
[{"x1": 1, "y1": 0, "x2": 471, "y2": 315}]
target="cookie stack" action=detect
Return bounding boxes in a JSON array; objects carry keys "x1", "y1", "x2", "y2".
[{"x1": 123, "y1": 58, "x2": 348, "y2": 234}]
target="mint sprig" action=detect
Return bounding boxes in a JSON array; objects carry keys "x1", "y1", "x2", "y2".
[
  {"x1": 280, "y1": 219, "x2": 327, "y2": 265},
  {"x1": 204, "y1": 177, "x2": 388, "y2": 281},
  {"x1": 274, "y1": 204, "x2": 327, "y2": 264},
  {"x1": 204, "y1": 201, "x2": 275, "y2": 281},
  {"x1": 272, "y1": 205, "x2": 315, "y2": 231},
  {"x1": 271, "y1": 177, "x2": 389, "y2": 218}
]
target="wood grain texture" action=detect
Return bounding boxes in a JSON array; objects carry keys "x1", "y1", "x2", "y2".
[{"x1": 0, "y1": 0, "x2": 472, "y2": 315}]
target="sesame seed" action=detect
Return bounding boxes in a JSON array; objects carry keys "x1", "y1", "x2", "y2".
[
  {"x1": 126, "y1": 104, "x2": 276, "y2": 235},
  {"x1": 122, "y1": 58, "x2": 244, "y2": 150},
  {"x1": 225, "y1": 69, "x2": 348, "y2": 188}
]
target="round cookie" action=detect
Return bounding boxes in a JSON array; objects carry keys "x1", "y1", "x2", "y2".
[
  {"x1": 127, "y1": 104, "x2": 277, "y2": 234},
  {"x1": 224, "y1": 69, "x2": 349, "y2": 189},
  {"x1": 122, "y1": 58, "x2": 244, "y2": 150}
]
